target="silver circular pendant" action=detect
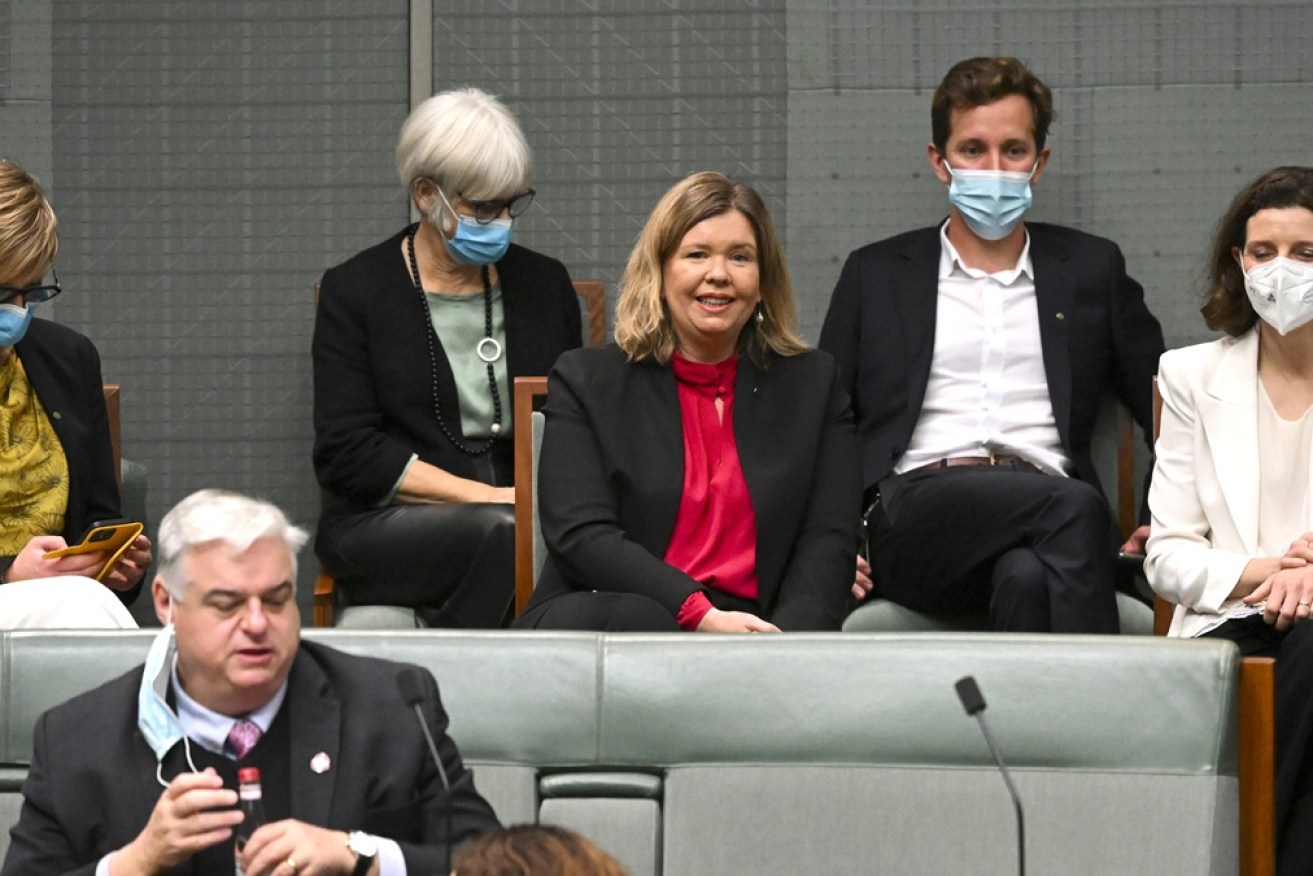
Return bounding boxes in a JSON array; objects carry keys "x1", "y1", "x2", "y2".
[{"x1": 476, "y1": 337, "x2": 503, "y2": 363}]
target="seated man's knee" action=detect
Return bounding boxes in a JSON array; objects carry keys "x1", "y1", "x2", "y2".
[
  {"x1": 1038, "y1": 478, "x2": 1115, "y2": 539},
  {"x1": 993, "y1": 548, "x2": 1046, "y2": 595},
  {"x1": 990, "y1": 548, "x2": 1050, "y2": 631}
]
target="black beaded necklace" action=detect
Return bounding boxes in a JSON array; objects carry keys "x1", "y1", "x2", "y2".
[{"x1": 405, "y1": 224, "x2": 503, "y2": 456}]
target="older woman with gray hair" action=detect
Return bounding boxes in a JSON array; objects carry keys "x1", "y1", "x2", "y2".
[{"x1": 313, "y1": 88, "x2": 580, "y2": 627}]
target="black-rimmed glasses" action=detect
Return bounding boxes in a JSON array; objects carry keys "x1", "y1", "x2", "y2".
[
  {"x1": 0, "y1": 267, "x2": 61, "y2": 306},
  {"x1": 457, "y1": 189, "x2": 536, "y2": 224}
]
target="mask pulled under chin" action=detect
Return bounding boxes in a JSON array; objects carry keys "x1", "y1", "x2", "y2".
[{"x1": 137, "y1": 622, "x2": 185, "y2": 763}]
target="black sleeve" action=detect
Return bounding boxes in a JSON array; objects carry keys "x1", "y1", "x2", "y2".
[
  {"x1": 768, "y1": 361, "x2": 862, "y2": 630},
  {"x1": 817, "y1": 251, "x2": 864, "y2": 419},
  {"x1": 1103, "y1": 243, "x2": 1166, "y2": 524},
  {"x1": 311, "y1": 263, "x2": 417, "y2": 505}
]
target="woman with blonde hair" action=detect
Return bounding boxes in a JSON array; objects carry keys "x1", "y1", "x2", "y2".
[
  {"x1": 516, "y1": 171, "x2": 859, "y2": 632},
  {"x1": 0, "y1": 158, "x2": 150, "y2": 628}
]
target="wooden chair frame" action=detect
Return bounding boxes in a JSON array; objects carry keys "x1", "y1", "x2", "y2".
[
  {"x1": 573, "y1": 280, "x2": 606, "y2": 346},
  {"x1": 1127, "y1": 378, "x2": 1275, "y2": 875},
  {"x1": 102, "y1": 385, "x2": 121, "y2": 488},
  {"x1": 513, "y1": 376, "x2": 549, "y2": 616}
]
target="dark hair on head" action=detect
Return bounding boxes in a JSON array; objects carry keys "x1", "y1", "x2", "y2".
[
  {"x1": 931, "y1": 57, "x2": 1054, "y2": 155},
  {"x1": 452, "y1": 824, "x2": 630, "y2": 876},
  {"x1": 1202, "y1": 166, "x2": 1313, "y2": 337}
]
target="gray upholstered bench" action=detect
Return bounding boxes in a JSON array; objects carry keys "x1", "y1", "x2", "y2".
[{"x1": 1, "y1": 630, "x2": 1244, "y2": 875}]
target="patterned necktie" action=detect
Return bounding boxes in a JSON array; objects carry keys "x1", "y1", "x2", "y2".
[{"x1": 227, "y1": 719, "x2": 263, "y2": 760}]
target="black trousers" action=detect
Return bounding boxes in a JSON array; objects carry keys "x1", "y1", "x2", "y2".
[
  {"x1": 1202, "y1": 615, "x2": 1313, "y2": 876},
  {"x1": 317, "y1": 455, "x2": 515, "y2": 628},
  {"x1": 514, "y1": 588, "x2": 762, "y2": 633},
  {"x1": 866, "y1": 465, "x2": 1119, "y2": 633}
]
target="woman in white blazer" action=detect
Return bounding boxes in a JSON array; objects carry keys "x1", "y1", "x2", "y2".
[{"x1": 1145, "y1": 166, "x2": 1313, "y2": 875}]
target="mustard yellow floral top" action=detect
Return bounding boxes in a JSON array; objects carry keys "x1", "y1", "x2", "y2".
[{"x1": 0, "y1": 353, "x2": 69, "y2": 554}]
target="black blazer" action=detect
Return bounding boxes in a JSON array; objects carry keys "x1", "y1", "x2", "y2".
[
  {"x1": 2, "y1": 318, "x2": 128, "y2": 598},
  {"x1": 312, "y1": 227, "x2": 581, "y2": 536},
  {"x1": 819, "y1": 221, "x2": 1164, "y2": 507},
  {"x1": 1, "y1": 640, "x2": 500, "y2": 876},
  {"x1": 528, "y1": 345, "x2": 861, "y2": 631}
]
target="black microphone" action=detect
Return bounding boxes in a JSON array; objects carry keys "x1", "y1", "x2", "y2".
[
  {"x1": 955, "y1": 675, "x2": 1025, "y2": 876},
  {"x1": 397, "y1": 668, "x2": 454, "y2": 875}
]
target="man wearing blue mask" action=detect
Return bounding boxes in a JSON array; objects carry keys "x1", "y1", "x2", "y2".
[
  {"x1": 819, "y1": 57, "x2": 1164, "y2": 633},
  {"x1": 2, "y1": 489, "x2": 499, "y2": 876}
]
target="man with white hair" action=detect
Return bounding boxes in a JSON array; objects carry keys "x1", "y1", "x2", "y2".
[{"x1": 2, "y1": 489, "x2": 499, "y2": 875}]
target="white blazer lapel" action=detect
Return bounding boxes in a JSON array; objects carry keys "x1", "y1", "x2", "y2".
[{"x1": 1198, "y1": 332, "x2": 1260, "y2": 554}]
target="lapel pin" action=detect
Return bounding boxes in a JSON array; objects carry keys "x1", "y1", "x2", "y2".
[
  {"x1": 51, "y1": 411, "x2": 61, "y2": 419},
  {"x1": 1055, "y1": 312, "x2": 1065, "y2": 321},
  {"x1": 310, "y1": 752, "x2": 331, "y2": 774}
]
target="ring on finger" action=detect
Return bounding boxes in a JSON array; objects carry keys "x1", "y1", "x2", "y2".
[
  {"x1": 286, "y1": 856, "x2": 299, "y2": 872},
  {"x1": 1300, "y1": 601, "x2": 1311, "y2": 609}
]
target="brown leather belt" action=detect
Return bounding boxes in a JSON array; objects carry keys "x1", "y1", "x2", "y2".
[{"x1": 914, "y1": 452, "x2": 1045, "y2": 475}]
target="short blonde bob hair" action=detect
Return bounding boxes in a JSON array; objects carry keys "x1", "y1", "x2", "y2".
[
  {"x1": 0, "y1": 159, "x2": 58, "y2": 283},
  {"x1": 396, "y1": 88, "x2": 533, "y2": 202},
  {"x1": 613, "y1": 171, "x2": 806, "y2": 366}
]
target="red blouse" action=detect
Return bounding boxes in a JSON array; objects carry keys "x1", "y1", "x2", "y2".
[{"x1": 664, "y1": 353, "x2": 760, "y2": 630}]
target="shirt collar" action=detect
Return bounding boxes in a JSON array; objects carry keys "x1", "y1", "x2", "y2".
[
  {"x1": 937, "y1": 219, "x2": 1034, "y2": 284},
  {"x1": 171, "y1": 654, "x2": 289, "y2": 757}
]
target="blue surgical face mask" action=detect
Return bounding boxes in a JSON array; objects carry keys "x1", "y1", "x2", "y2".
[
  {"x1": 944, "y1": 162, "x2": 1037, "y2": 241},
  {"x1": 432, "y1": 188, "x2": 513, "y2": 266},
  {"x1": 138, "y1": 621, "x2": 183, "y2": 761},
  {"x1": 0, "y1": 303, "x2": 34, "y2": 346}
]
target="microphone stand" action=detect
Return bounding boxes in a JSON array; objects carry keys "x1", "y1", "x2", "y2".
[{"x1": 956, "y1": 675, "x2": 1025, "y2": 876}]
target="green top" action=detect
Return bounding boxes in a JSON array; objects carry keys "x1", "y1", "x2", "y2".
[{"x1": 425, "y1": 282, "x2": 512, "y2": 439}]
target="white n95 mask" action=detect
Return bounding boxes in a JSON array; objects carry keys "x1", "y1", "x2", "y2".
[{"x1": 1243, "y1": 257, "x2": 1313, "y2": 336}]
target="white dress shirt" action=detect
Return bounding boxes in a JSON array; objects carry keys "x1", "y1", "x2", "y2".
[{"x1": 895, "y1": 221, "x2": 1071, "y2": 476}]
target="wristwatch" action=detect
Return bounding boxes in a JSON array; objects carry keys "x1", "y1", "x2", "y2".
[{"x1": 346, "y1": 830, "x2": 378, "y2": 876}]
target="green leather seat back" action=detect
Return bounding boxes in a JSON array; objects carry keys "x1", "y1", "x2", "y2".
[{"x1": 1, "y1": 630, "x2": 1243, "y2": 876}]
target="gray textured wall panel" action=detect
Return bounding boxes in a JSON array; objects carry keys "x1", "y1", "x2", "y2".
[
  {"x1": 786, "y1": 90, "x2": 941, "y2": 340},
  {"x1": 50, "y1": 2, "x2": 410, "y2": 602},
  {"x1": 0, "y1": 0, "x2": 52, "y2": 182},
  {"x1": 434, "y1": 1, "x2": 789, "y2": 305},
  {"x1": 1090, "y1": 84, "x2": 1313, "y2": 349}
]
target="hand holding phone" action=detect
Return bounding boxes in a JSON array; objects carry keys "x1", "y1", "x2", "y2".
[{"x1": 43, "y1": 519, "x2": 145, "y2": 582}]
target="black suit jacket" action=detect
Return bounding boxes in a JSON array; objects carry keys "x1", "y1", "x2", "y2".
[
  {"x1": 313, "y1": 227, "x2": 582, "y2": 536},
  {"x1": 527, "y1": 345, "x2": 861, "y2": 631},
  {"x1": 2, "y1": 318, "x2": 130, "y2": 600},
  {"x1": 818, "y1": 222, "x2": 1164, "y2": 507},
  {"x1": 1, "y1": 640, "x2": 499, "y2": 875}
]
